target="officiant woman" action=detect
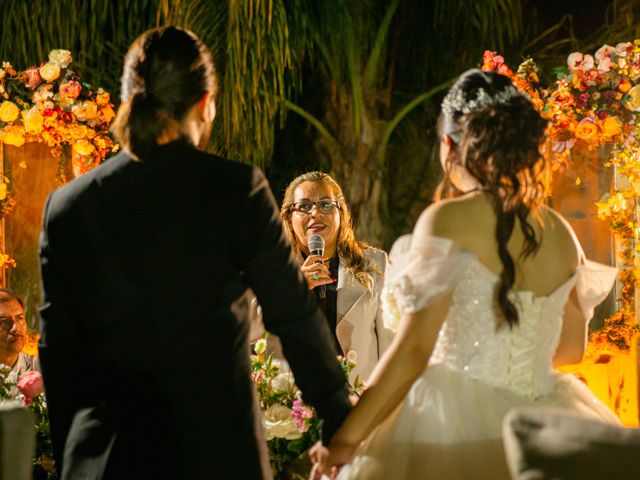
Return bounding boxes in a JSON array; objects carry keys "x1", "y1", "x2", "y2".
[{"x1": 280, "y1": 172, "x2": 393, "y2": 383}]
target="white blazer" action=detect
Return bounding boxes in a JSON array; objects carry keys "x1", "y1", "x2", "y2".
[
  {"x1": 335, "y1": 247, "x2": 393, "y2": 383},
  {"x1": 248, "y1": 247, "x2": 394, "y2": 384}
]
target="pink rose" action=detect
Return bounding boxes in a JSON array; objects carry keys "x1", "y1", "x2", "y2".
[
  {"x1": 24, "y1": 67, "x2": 41, "y2": 89},
  {"x1": 59, "y1": 80, "x2": 82, "y2": 99},
  {"x1": 16, "y1": 370, "x2": 44, "y2": 398}
]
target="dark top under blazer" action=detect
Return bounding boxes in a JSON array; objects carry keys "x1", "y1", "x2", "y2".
[{"x1": 38, "y1": 139, "x2": 351, "y2": 480}]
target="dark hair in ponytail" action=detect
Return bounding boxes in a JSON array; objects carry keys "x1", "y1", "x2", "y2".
[
  {"x1": 437, "y1": 69, "x2": 548, "y2": 328},
  {"x1": 112, "y1": 26, "x2": 217, "y2": 160}
]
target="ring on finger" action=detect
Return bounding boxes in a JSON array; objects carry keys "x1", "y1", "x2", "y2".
[{"x1": 312, "y1": 272, "x2": 320, "y2": 280}]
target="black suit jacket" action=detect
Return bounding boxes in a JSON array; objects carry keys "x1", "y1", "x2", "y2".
[{"x1": 38, "y1": 139, "x2": 351, "y2": 480}]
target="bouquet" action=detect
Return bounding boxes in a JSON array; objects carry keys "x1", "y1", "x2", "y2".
[
  {"x1": 251, "y1": 335, "x2": 363, "y2": 479},
  {"x1": 0, "y1": 369, "x2": 56, "y2": 479}
]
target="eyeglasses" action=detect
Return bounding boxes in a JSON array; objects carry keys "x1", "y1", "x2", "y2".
[{"x1": 290, "y1": 200, "x2": 340, "y2": 214}]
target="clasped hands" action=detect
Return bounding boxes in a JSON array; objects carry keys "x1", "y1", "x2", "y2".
[{"x1": 308, "y1": 439, "x2": 358, "y2": 480}]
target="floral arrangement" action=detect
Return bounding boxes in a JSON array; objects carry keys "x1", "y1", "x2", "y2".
[
  {"x1": 482, "y1": 44, "x2": 640, "y2": 357},
  {"x1": 0, "y1": 49, "x2": 117, "y2": 172},
  {"x1": 251, "y1": 335, "x2": 362, "y2": 479},
  {"x1": 0, "y1": 49, "x2": 118, "y2": 274},
  {"x1": 0, "y1": 368, "x2": 56, "y2": 479}
]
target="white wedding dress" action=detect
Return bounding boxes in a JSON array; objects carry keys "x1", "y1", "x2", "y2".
[{"x1": 337, "y1": 235, "x2": 621, "y2": 480}]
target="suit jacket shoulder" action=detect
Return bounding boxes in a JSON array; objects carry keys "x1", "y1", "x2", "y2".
[{"x1": 362, "y1": 246, "x2": 388, "y2": 275}]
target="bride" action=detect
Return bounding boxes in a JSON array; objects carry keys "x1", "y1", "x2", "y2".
[{"x1": 311, "y1": 68, "x2": 621, "y2": 480}]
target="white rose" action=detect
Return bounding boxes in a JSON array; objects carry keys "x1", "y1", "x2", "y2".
[
  {"x1": 270, "y1": 372, "x2": 295, "y2": 392},
  {"x1": 48, "y1": 49, "x2": 73, "y2": 68},
  {"x1": 346, "y1": 350, "x2": 358, "y2": 365},
  {"x1": 263, "y1": 405, "x2": 302, "y2": 440}
]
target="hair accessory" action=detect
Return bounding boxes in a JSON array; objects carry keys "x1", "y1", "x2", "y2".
[{"x1": 441, "y1": 85, "x2": 522, "y2": 117}]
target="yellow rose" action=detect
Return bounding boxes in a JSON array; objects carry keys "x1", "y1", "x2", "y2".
[
  {"x1": 575, "y1": 119, "x2": 599, "y2": 141},
  {"x1": 0, "y1": 125, "x2": 25, "y2": 146},
  {"x1": 624, "y1": 84, "x2": 640, "y2": 112},
  {"x1": 69, "y1": 125, "x2": 87, "y2": 139},
  {"x1": 73, "y1": 139, "x2": 96, "y2": 156},
  {"x1": 48, "y1": 49, "x2": 73, "y2": 68},
  {"x1": 602, "y1": 116, "x2": 623, "y2": 138},
  {"x1": 21, "y1": 108, "x2": 44, "y2": 133},
  {"x1": 39, "y1": 62, "x2": 61, "y2": 82},
  {"x1": 0, "y1": 101, "x2": 20, "y2": 122}
]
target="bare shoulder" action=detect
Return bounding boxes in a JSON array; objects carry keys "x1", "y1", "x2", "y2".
[
  {"x1": 539, "y1": 205, "x2": 581, "y2": 265},
  {"x1": 413, "y1": 196, "x2": 490, "y2": 245}
]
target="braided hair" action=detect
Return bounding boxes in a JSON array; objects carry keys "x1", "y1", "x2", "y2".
[{"x1": 437, "y1": 69, "x2": 548, "y2": 328}]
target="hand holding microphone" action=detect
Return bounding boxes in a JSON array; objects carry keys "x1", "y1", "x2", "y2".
[{"x1": 302, "y1": 234, "x2": 334, "y2": 296}]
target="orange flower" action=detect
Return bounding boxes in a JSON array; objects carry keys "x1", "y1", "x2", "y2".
[
  {"x1": 0, "y1": 253, "x2": 17, "y2": 269},
  {"x1": 550, "y1": 83, "x2": 574, "y2": 108},
  {"x1": 575, "y1": 117, "x2": 599, "y2": 141},
  {"x1": 59, "y1": 80, "x2": 82, "y2": 99},
  {"x1": 619, "y1": 78, "x2": 632, "y2": 93},
  {"x1": 100, "y1": 105, "x2": 115, "y2": 123},
  {"x1": 95, "y1": 88, "x2": 111, "y2": 107},
  {"x1": 601, "y1": 116, "x2": 623, "y2": 138},
  {"x1": 72, "y1": 100, "x2": 98, "y2": 121}
]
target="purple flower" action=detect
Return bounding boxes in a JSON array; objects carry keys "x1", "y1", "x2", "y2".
[{"x1": 291, "y1": 398, "x2": 313, "y2": 433}]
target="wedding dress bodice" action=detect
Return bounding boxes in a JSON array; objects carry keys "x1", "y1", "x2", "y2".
[
  {"x1": 429, "y1": 259, "x2": 576, "y2": 399},
  {"x1": 382, "y1": 234, "x2": 617, "y2": 401}
]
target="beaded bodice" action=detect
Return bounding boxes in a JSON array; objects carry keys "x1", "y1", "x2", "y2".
[{"x1": 429, "y1": 260, "x2": 577, "y2": 399}]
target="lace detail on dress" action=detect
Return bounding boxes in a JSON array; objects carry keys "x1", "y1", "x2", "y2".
[
  {"x1": 381, "y1": 235, "x2": 475, "y2": 332},
  {"x1": 429, "y1": 260, "x2": 577, "y2": 399},
  {"x1": 382, "y1": 234, "x2": 616, "y2": 401}
]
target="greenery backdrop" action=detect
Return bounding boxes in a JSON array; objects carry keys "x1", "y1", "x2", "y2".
[{"x1": 2, "y1": 0, "x2": 640, "y2": 248}]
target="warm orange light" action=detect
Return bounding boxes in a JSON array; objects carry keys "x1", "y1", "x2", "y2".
[
  {"x1": 557, "y1": 338, "x2": 638, "y2": 426},
  {"x1": 21, "y1": 331, "x2": 39, "y2": 357}
]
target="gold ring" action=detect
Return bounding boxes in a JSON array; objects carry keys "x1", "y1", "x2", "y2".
[{"x1": 312, "y1": 272, "x2": 320, "y2": 280}]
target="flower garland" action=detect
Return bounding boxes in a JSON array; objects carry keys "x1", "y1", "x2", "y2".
[
  {"x1": 482, "y1": 44, "x2": 640, "y2": 357},
  {"x1": 0, "y1": 49, "x2": 118, "y2": 272}
]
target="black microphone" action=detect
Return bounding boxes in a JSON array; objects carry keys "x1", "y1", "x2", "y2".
[{"x1": 307, "y1": 234, "x2": 326, "y2": 299}]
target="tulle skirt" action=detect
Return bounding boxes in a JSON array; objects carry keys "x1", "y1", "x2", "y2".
[{"x1": 337, "y1": 364, "x2": 621, "y2": 480}]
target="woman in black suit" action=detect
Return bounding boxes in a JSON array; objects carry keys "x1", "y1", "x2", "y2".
[{"x1": 38, "y1": 26, "x2": 350, "y2": 480}]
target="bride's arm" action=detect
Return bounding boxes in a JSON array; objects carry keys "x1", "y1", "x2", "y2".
[
  {"x1": 320, "y1": 290, "x2": 451, "y2": 467},
  {"x1": 553, "y1": 287, "x2": 587, "y2": 367}
]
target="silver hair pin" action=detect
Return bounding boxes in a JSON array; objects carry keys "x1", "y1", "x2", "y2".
[{"x1": 441, "y1": 86, "x2": 521, "y2": 117}]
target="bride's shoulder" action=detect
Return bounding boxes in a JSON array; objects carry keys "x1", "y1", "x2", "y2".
[
  {"x1": 414, "y1": 196, "x2": 489, "y2": 243},
  {"x1": 538, "y1": 205, "x2": 581, "y2": 258}
]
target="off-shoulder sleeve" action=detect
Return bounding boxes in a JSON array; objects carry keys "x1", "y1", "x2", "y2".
[
  {"x1": 574, "y1": 259, "x2": 618, "y2": 322},
  {"x1": 381, "y1": 234, "x2": 475, "y2": 332}
]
